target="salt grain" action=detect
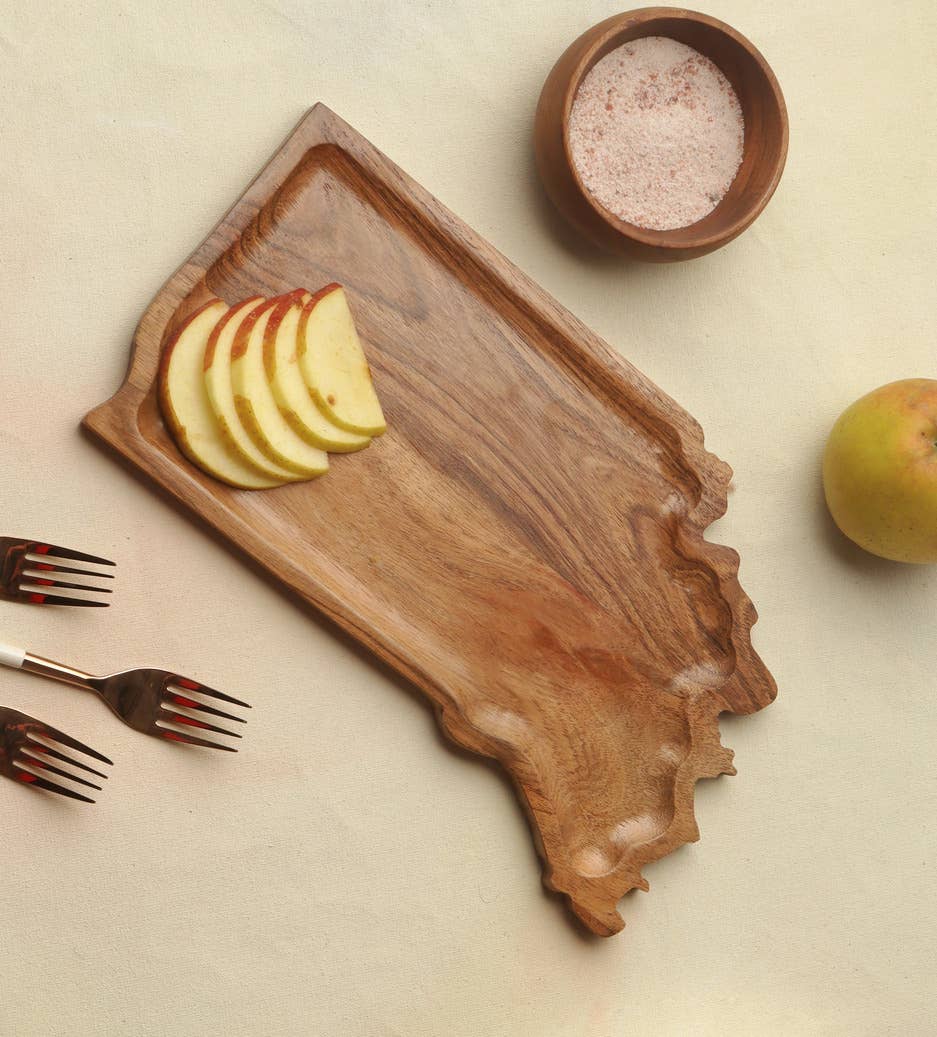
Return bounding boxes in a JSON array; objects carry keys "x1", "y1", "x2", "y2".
[{"x1": 568, "y1": 36, "x2": 744, "y2": 231}]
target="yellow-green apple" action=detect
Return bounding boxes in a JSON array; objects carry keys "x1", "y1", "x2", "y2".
[
  {"x1": 823, "y1": 378, "x2": 937, "y2": 563},
  {"x1": 203, "y1": 298, "x2": 304, "y2": 483},
  {"x1": 297, "y1": 284, "x2": 387, "y2": 437},
  {"x1": 264, "y1": 290, "x2": 370, "y2": 452},
  {"x1": 158, "y1": 300, "x2": 286, "y2": 489},
  {"x1": 230, "y1": 294, "x2": 329, "y2": 477}
]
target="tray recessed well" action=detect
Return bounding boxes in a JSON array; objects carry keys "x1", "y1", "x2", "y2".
[{"x1": 84, "y1": 105, "x2": 775, "y2": 936}]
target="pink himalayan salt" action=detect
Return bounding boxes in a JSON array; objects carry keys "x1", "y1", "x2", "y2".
[{"x1": 568, "y1": 36, "x2": 744, "y2": 231}]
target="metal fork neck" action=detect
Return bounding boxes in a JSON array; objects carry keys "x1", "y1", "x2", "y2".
[{"x1": 22, "y1": 653, "x2": 97, "y2": 691}]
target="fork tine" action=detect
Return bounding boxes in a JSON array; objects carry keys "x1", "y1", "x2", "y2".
[
  {"x1": 159, "y1": 728, "x2": 238, "y2": 751},
  {"x1": 17, "y1": 753, "x2": 102, "y2": 791},
  {"x1": 14, "y1": 769, "x2": 96, "y2": 803},
  {"x1": 166, "y1": 694, "x2": 246, "y2": 724},
  {"x1": 29, "y1": 543, "x2": 116, "y2": 567},
  {"x1": 28, "y1": 728, "x2": 114, "y2": 768},
  {"x1": 28, "y1": 561, "x2": 116, "y2": 579},
  {"x1": 21, "y1": 575, "x2": 113, "y2": 593},
  {"x1": 170, "y1": 677, "x2": 251, "y2": 709},
  {"x1": 25, "y1": 743, "x2": 110, "y2": 780},
  {"x1": 19, "y1": 590, "x2": 110, "y2": 607},
  {"x1": 162, "y1": 713, "x2": 243, "y2": 739}
]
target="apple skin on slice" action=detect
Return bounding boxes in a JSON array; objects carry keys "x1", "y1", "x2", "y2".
[
  {"x1": 158, "y1": 301, "x2": 286, "y2": 490},
  {"x1": 230, "y1": 296, "x2": 329, "y2": 477},
  {"x1": 297, "y1": 284, "x2": 387, "y2": 437},
  {"x1": 203, "y1": 298, "x2": 305, "y2": 483},
  {"x1": 264, "y1": 291, "x2": 371, "y2": 453}
]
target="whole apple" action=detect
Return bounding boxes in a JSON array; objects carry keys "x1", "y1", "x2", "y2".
[{"x1": 823, "y1": 379, "x2": 937, "y2": 563}]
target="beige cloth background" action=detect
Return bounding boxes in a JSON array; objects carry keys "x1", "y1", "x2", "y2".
[{"x1": 1, "y1": 2, "x2": 934, "y2": 1034}]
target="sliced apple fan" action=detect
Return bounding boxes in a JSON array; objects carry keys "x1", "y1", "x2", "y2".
[{"x1": 158, "y1": 286, "x2": 384, "y2": 489}]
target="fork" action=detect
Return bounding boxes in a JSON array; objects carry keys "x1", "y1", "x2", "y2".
[
  {"x1": 0, "y1": 536, "x2": 115, "y2": 607},
  {"x1": 0, "y1": 642, "x2": 249, "y2": 750},
  {"x1": 0, "y1": 705, "x2": 113, "y2": 803}
]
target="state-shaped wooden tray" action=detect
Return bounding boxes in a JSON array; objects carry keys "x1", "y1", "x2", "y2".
[{"x1": 84, "y1": 105, "x2": 776, "y2": 936}]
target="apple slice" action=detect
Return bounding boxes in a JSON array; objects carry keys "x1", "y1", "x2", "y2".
[
  {"x1": 297, "y1": 284, "x2": 387, "y2": 437},
  {"x1": 203, "y1": 298, "x2": 305, "y2": 482},
  {"x1": 230, "y1": 295, "x2": 329, "y2": 477},
  {"x1": 264, "y1": 290, "x2": 370, "y2": 453},
  {"x1": 158, "y1": 300, "x2": 286, "y2": 489}
]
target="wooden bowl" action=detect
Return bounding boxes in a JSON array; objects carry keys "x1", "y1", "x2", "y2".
[{"x1": 534, "y1": 8, "x2": 788, "y2": 262}]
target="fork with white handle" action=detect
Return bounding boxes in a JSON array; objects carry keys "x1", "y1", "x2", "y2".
[{"x1": 0, "y1": 642, "x2": 249, "y2": 751}]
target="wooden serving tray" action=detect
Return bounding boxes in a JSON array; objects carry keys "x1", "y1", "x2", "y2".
[{"x1": 84, "y1": 105, "x2": 775, "y2": 936}]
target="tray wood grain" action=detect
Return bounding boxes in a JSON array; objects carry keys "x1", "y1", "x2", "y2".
[{"x1": 84, "y1": 105, "x2": 776, "y2": 936}]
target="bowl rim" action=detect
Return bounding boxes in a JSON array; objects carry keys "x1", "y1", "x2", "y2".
[{"x1": 560, "y1": 6, "x2": 789, "y2": 250}]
